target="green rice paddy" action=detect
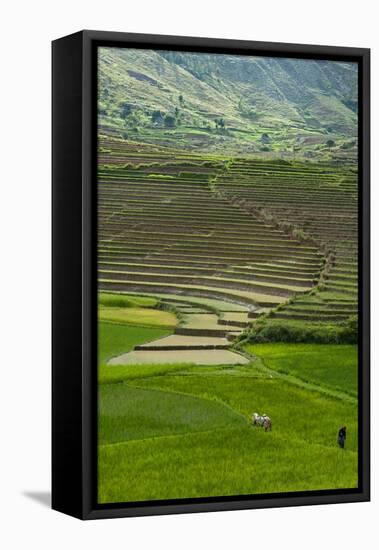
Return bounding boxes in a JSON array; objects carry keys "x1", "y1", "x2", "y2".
[{"x1": 98, "y1": 325, "x2": 358, "y2": 502}]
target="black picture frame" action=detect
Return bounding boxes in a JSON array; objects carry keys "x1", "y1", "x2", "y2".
[{"x1": 52, "y1": 30, "x2": 370, "y2": 520}]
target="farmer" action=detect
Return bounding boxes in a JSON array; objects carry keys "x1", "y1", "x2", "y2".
[{"x1": 337, "y1": 426, "x2": 347, "y2": 449}]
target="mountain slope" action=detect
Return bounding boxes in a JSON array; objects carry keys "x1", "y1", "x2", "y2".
[{"x1": 98, "y1": 47, "x2": 358, "y2": 159}]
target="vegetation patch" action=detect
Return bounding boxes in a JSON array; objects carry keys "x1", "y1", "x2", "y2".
[
  {"x1": 246, "y1": 343, "x2": 358, "y2": 396},
  {"x1": 98, "y1": 321, "x2": 171, "y2": 365},
  {"x1": 99, "y1": 305, "x2": 177, "y2": 328},
  {"x1": 99, "y1": 383, "x2": 246, "y2": 444},
  {"x1": 244, "y1": 315, "x2": 357, "y2": 344},
  {"x1": 98, "y1": 363, "x2": 357, "y2": 503},
  {"x1": 99, "y1": 292, "x2": 158, "y2": 308}
]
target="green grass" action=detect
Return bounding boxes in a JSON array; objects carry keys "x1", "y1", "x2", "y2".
[
  {"x1": 99, "y1": 305, "x2": 177, "y2": 328},
  {"x1": 99, "y1": 383, "x2": 246, "y2": 444},
  {"x1": 98, "y1": 366, "x2": 357, "y2": 503},
  {"x1": 98, "y1": 335, "x2": 358, "y2": 504},
  {"x1": 246, "y1": 343, "x2": 358, "y2": 396},
  {"x1": 98, "y1": 362, "x2": 196, "y2": 385},
  {"x1": 98, "y1": 321, "x2": 170, "y2": 365},
  {"x1": 99, "y1": 426, "x2": 357, "y2": 503},
  {"x1": 131, "y1": 373, "x2": 357, "y2": 450},
  {"x1": 98, "y1": 291, "x2": 158, "y2": 308}
]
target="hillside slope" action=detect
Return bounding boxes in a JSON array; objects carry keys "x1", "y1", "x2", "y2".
[{"x1": 98, "y1": 47, "x2": 358, "y2": 159}]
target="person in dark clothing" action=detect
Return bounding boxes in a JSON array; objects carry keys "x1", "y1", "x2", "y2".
[{"x1": 338, "y1": 426, "x2": 347, "y2": 449}]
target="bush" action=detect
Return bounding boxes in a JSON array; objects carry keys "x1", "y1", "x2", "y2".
[
  {"x1": 164, "y1": 115, "x2": 176, "y2": 128},
  {"x1": 246, "y1": 316, "x2": 358, "y2": 345},
  {"x1": 120, "y1": 103, "x2": 132, "y2": 118},
  {"x1": 339, "y1": 315, "x2": 358, "y2": 344},
  {"x1": 152, "y1": 110, "x2": 164, "y2": 124},
  {"x1": 293, "y1": 228, "x2": 308, "y2": 241},
  {"x1": 341, "y1": 140, "x2": 355, "y2": 150}
]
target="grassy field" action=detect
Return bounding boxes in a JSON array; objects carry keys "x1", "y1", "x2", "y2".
[
  {"x1": 98, "y1": 321, "x2": 171, "y2": 365},
  {"x1": 98, "y1": 291, "x2": 178, "y2": 365},
  {"x1": 99, "y1": 305, "x2": 177, "y2": 328},
  {"x1": 98, "y1": 332, "x2": 358, "y2": 503},
  {"x1": 99, "y1": 292, "x2": 159, "y2": 308},
  {"x1": 99, "y1": 383, "x2": 245, "y2": 444},
  {"x1": 246, "y1": 343, "x2": 358, "y2": 396}
]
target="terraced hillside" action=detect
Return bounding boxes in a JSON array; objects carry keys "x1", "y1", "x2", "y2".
[
  {"x1": 97, "y1": 136, "x2": 338, "y2": 357},
  {"x1": 96, "y1": 48, "x2": 359, "y2": 504},
  {"x1": 214, "y1": 158, "x2": 358, "y2": 333}
]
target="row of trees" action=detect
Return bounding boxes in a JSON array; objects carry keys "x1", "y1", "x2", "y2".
[{"x1": 119, "y1": 96, "x2": 230, "y2": 132}]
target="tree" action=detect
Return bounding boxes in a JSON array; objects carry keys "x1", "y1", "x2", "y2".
[
  {"x1": 261, "y1": 133, "x2": 270, "y2": 144},
  {"x1": 120, "y1": 103, "x2": 132, "y2": 118},
  {"x1": 164, "y1": 114, "x2": 176, "y2": 128},
  {"x1": 179, "y1": 94, "x2": 184, "y2": 105},
  {"x1": 326, "y1": 139, "x2": 335, "y2": 148},
  {"x1": 215, "y1": 118, "x2": 225, "y2": 130},
  {"x1": 151, "y1": 110, "x2": 164, "y2": 124}
]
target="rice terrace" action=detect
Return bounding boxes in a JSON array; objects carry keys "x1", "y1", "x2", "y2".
[{"x1": 97, "y1": 47, "x2": 359, "y2": 503}]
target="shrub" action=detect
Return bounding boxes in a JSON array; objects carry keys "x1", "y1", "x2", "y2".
[
  {"x1": 120, "y1": 103, "x2": 132, "y2": 118},
  {"x1": 215, "y1": 118, "x2": 225, "y2": 130},
  {"x1": 293, "y1": 228, "x2": 308, "y2": 241},
  {"x1": 164, "y1": 115, "x2": 176, "y2": 128},
  {"x1": 338, "y1": 315, "x2": 358, "y2": 344},
  {"x1": 152, "y1": 110, "x2": 164, "y2": 124},
  {"x1": 246, "y1": 317, "x2": 357, "y2": 345},
  {"x1": 341, "y1": 141, "x2": 355, "y2": 150}
]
